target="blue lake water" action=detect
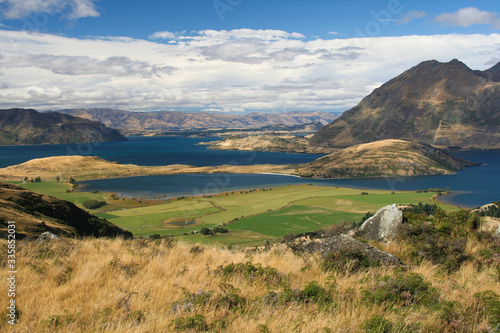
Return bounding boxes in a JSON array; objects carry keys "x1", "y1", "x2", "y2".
[
  {"x1": 0, "y1": 136, "x2": 499, "y2": 207},
  {"x1": 0, "y1": 136, "x2": 325, "y2": 168}
]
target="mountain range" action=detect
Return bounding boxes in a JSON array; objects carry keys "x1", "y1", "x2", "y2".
[
  {"x1": 54, "y1": 109, "x2": 339, "y2": 133},
  {"x1": 0, "y1": 108, "x2": 127, "y2": 145},
  {"x1": 312, "y1": 59, "x2": 500, "y2": 149}
]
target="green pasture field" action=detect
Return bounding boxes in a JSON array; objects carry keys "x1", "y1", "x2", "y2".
[
  {"x1": 11, "y1": 181, "x2": 107, "y2": 207},
  {"x1": 13, "y1": 181, "x2": 458, "y2": 246}
]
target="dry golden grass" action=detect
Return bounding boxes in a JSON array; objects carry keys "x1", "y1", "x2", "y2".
[{"x1": 0, "y1": 236, "x2": 498, "y2": 332}]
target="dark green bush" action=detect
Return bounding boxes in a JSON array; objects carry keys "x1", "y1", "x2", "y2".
[
  {"x1": 360, "y1": 315, "x2": 392, "y2": 333},
  {"x1": 200, "y1": 227, "x2": 211, "y2": 235},
  {"x1": 82, "y1": 200, "x2": 106, "y2": 210},
  {"x1": 402, "y1": 202, "x2": 441, "y2": 216},
  {"x1": 171, "y1": 314, "x2": 208, "y2": 331},
  {"x1": 477, "y1": 202, "x2": 500, "y2": 218},
  {"x1": 321, "y1": 248, "x2": 381, "y2": 273},
  {"x1": 362, "y1": 271, "x2": 439, "y2": 307},
  {"x1": 397, "y1": 209, "x2": 476, "y2": 272},
  {"x1": 218, "y1": 261, "x2": 283, "y2": 285},
  {"x1": 213, "y1": 227, "x2": 228, "y2": 233},
  {"x1": 266, "y1": 281, "x2": 334, "y2": 309}
]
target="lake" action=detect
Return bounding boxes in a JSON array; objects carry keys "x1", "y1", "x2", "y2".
[
  {"x1": 1, "y1": 137, "x2": 498, "y2": 207},
  {"x1": 0, "y1": 136, "x2": 325, "y2": 168}
]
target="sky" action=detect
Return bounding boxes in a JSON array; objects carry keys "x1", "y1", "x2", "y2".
[{"x1": 0, "y1": 0, "x2": 499, "y2": 113}]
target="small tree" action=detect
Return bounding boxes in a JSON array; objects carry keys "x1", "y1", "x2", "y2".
[
  {"x1": 200, "y1": 228, "x2": 212, "y2": 236},
  {"x1": 68, "y1": 177, "x2": 75, "y2": 184},
  {"x1": 56, "y1": 176, "x2": 60, "y2": 182}
]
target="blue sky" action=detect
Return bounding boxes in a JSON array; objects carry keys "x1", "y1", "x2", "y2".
[{"x1": 0, "y1": 0, "x2": 499, "y2": 112}]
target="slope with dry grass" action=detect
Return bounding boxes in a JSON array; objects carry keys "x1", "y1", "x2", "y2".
[
  {"x1": 296, "y1": 139, "x2": 478, "y2": 178},
  {"x1": 0, "y1": 208, "x2": 498, "y2": 332},
  {"x1": 0, "y1": 156, "x2": 296, "y2": 181},
  {"x1": 206, "y1": 135, "x2": 337, "y2": 154}
]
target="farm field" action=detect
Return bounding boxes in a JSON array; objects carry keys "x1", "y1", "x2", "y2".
[{"x1": 13, "y1": 181, "x2": 456, "y2": 246}]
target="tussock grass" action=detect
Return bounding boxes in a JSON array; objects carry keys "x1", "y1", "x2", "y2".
[{"x1": 1, "y1": 233, "x2": 498, "y2": 332}]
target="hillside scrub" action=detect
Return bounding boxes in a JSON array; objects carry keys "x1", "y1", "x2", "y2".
[{"x1": 0, "y1": 209, "x2": 499, "y2": 332}]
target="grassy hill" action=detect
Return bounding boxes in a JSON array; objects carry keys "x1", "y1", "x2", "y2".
[
  {"x1": 206, "y1": 134, "x2": 337, "y2": 154},
  {"x1": 0, "y1": 182, "x2": 132, "y2": 239},
  {"x1": 296, "y1": 139, "x2": 478, "y2": 179}
]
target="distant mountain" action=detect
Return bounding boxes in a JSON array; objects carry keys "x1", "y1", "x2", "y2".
[
  {"x1": 312, "y1": 59, "x2": 500, "y2": 149},
  {"x1": 55, "y1": 109, "x2": 339, "y2": 132},
  {"x1": 0, "y1": 182, "x2": 132, "y2": 239},
  {"x1": 296, "y1": 139, "x2": 478, "y2": 179},
  {"x1": 0, "y1": 108, "x2": 127, "y2": 145}
]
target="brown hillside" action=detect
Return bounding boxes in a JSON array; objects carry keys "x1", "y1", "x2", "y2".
[
  {"x1": 296, "y1": 139, "x2": 478, "y2": 178},
  {"x1": 312, "y1": 59, "x2": 500, "y2": 149}
]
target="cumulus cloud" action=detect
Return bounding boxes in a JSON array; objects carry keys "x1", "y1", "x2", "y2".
[
  {"x1": 397, "y1": 10, "x2": 426, "y2": 25},
  {"x1": 0, "y1": 0, "x2": 99, "y2": 19},
  {"x1": 149, "y1": 31, "x2": 176, "y2": 40},
  {"x1": 200, "y1": 39, "x2": 269, "y2": 64},
  {"x1": 198, "y1": 29, "x2": 305, "y2": 40},
  {"x1": 0, "y1": 29, "x2": 498, "y2": 112},
  {"x1": 435, "y1": 7, "x2": 500, "y2": 29},
  {"x1": 0, "y1": 53, "x2": 175, "y2": 77}
]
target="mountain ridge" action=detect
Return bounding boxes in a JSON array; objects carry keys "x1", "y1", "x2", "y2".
[
  {"x1": 54, "y1": 109, "x2": 339, "y2": 132},
  {"x1": 0, "y1": 108, "x2": 127, "y2": 145},
  {"x1": 312, "y1": 59, "x2": 500, "y2": 149}
]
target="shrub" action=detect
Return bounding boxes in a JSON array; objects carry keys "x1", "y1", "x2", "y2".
[
  {"x1": 402, "y1": 202, "x2": 441, "y2": 216},
  {"x1": 470, "y1": 290, "x2": 500, "y2": 327},
  {"x1": 171, "y1": 314, "x2": 208, "y2": 331},
  {"x1": 213, "y1": 227, "x2": 228, "y2": 233},
  {"x1": 200, "y1": 228, "x2": 213, "y2": 236},
  {"x1": 267, "y1": 281, "x2": 334, "y2": 309},
  {"x1": 397, "y1": 210, "x2": 473, "y2": 272},
  {"x1": 218, "y1": 261, "x2": 283, "y2": 285},
  {"x1": 477, "y1": 202, "x2": 500, "y2": 218},
  {"x1": 360, "y1": 211, "x2": 374, "y2": 225},
  {"x1": 362, "y1": 271, "x2": 439, "y2": 307},
  {"x1": 82, "y1": 200, "x2": 106, "y2": 210},
  {"x1": 321, "y1": 248, "x2": 381, "y2": 273},
  {"x1": 360, "y1": 315, "x2": 392, "y2": 333}
]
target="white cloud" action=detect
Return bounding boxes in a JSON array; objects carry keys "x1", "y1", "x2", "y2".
[
  {"x1": 435, "y1": 7, "x2": 500, "y2": 29},
  {"x1": 0, "y1": 0, "x2": 99, "y2": 19},
  {"x1": 397, "y1": 10, "x2": 426, "y2": 25},
  {"x1": 196, "y1": 29, "x2": 305, "y2": 41},
  {"x1": 0, "y1": 29, "x2": 498, "y2": 112},
  {"x1": 328, "y1": 31, "x2": 339, "y2": 35},
  {"x1": 149, "y1": 31, "x2": 176, "y2": 40},
  {"x1": 1, "y1": 53, "x2": 175, "y2": 77}
]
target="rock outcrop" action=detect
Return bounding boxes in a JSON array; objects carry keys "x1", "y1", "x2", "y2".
[
  {"x1": 302, "y1": 234, "x2": 406, "y2": 267},
  {"x1": 36, "y1": 231, "x2": 60, "y2": 243},
  {"x1": 354, "y1": 204, "x2": 403, "y2": 242}
]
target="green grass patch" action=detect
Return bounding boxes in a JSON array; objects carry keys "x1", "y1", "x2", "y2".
[
  {"x1": 13, "y1": 181, "x2": 107, "y2": 207},
  {"x1": 229, "y1": 205, "x2": 362, "y2": 237}
]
